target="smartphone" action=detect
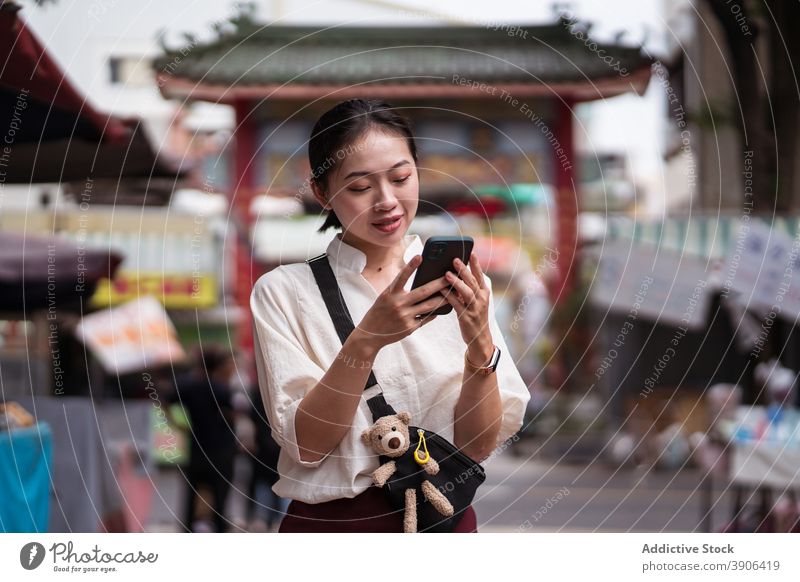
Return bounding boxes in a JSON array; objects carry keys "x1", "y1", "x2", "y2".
[{"x1": 410, "y1": 236, "x2": 474, "y2": 317}]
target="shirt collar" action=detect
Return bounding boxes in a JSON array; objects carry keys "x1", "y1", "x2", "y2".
[{"x1": 326, "y1": 231, "x2": 423, "y2": 274}]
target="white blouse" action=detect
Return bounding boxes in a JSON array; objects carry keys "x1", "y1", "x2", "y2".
[{"x1": 250, "y1": 231, "x2": 531, "y2": 504}]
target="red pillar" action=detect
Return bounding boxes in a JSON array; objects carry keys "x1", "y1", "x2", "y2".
[
  {"x1": 231, "y1": 99, "x2": 260, "y2": 369},
  {"x1": 232, "y1": 99, "x2": 259, "y2": 220},
  {"x1": 551, "y1": 97, "x2": 578, "y2": 307}
]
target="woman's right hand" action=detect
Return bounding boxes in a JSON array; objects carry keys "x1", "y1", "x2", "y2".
[{"x1": 355, "y1": 254, "x2": 451, "y2": 349}]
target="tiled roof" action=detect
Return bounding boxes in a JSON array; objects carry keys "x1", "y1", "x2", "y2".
[{"x1": 154, "y1": 21, "x2": 652, "y2": 87}]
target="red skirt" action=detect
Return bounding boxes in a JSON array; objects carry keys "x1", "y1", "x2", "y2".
[{"x1": 279, "y1": 486, "x2": 478, "y2": 533}]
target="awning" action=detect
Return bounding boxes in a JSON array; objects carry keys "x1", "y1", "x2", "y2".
[
  {"x1": 0, "y1": 231, "x2": 123, "y2": 314},
  {"x1": 587, "y1": 214, "x2": 800, "y2": 328},
  {"x1": 0, "y1": 3, "x2": 128, "y2": 145},
  {"x1": 0, "y1": 118, "x2": 186, "y2": 183},
  {"x1": 602, "y1": 214, "x2": 800, "y2": 261},
  {"x1": 0, "y1": 2, "x2": 186, "y2": 184},
  {"x1": 475, "y1": 183, "x2": 554, "y2": 208}
]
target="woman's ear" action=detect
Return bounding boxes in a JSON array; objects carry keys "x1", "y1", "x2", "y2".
[{"x1": 310, "y1": 179, "x2": 331, "y2": 210}]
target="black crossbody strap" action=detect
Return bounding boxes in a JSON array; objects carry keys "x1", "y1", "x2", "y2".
[{"x1": 306, "y1": 253, "x2": 397, "y2": 419}]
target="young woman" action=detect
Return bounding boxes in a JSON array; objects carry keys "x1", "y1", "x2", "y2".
[{"x1": 250, "y1": 99, "x2": 530, "y2": 532}]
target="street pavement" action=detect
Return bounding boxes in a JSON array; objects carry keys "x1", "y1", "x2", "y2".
[
  {"x1": 473, "y1": 444, "x2": 732, "y2": 532},
  {"x1": 146, "y1": 442, "x2": 734, "y2": 533}
]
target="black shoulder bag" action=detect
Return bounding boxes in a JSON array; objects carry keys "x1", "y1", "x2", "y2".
[{"x1": 307, "y1": 253, "x2": 486, "y2": 532}]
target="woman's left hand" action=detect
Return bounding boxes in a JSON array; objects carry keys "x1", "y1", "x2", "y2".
[{"x1": 440, "y1": 254, "x2": 493, "y2": 351}]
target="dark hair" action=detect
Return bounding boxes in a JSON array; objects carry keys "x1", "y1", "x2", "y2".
[
  {"x1": 308, "y1": 99, "x2": 418, "y2": 233},
  {"x1": 196, "y1": 344, "x2": 233, "y2": 377}
]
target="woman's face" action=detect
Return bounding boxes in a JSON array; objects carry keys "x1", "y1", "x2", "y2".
[{"x1": 313, "y1": 128, "x2": 419, "y2": 247}]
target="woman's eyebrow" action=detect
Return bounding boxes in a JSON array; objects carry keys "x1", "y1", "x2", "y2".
[{"x1": 343, "y1": 160, "x2": 410, "y2": 180}]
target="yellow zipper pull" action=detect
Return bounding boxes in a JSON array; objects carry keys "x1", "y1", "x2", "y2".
[{"x1": 413, "y1": 429, "x2": 430, "y2": 465}]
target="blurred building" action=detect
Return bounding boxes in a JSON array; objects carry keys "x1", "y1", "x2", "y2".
[
  {"x1": 0, "y1": 3, "x2": 208, "y2": 532},
  {"x1": 154, "y1": 19, "x2": 652, "y2": 370},
  {"x1": 0, "y1": 3, "x2": 235, "y2": 399},
  {"x1": 662, "y1": 0, "x2": 800, "y2": 212}
]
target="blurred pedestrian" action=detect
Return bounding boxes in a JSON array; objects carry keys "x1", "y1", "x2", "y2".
[
  {"x1": 167, "y1": 344, "x2": 238, "y2": 533},
  {"x1": 244, "y1": 385, "x2": 288, "y2": 532}
]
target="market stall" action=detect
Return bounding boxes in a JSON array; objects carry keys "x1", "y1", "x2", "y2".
[{"x1": 0, "y1": 419, "x2": 51, "y2": 532}]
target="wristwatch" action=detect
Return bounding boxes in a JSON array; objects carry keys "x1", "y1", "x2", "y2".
[{"x1": 464, "y1": 344, "x2": 501, "y2": 375}]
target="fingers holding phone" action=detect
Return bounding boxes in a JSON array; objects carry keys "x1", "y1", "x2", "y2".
[
  {"x1": 409, "y1": 236, "x2": 474, "y2": 317},
  {"x1": 355, "y1": 255, "x2": 449, "y2": 348}
]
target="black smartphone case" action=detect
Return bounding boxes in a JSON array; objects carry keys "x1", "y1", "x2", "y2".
[{"x1": 410, "y1": 236, "x2": 474, "y2": 316}]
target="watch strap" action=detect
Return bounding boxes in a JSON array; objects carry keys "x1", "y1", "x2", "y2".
[{"x1": 465, "y1": 344, "x2": 501, "y2": 374}]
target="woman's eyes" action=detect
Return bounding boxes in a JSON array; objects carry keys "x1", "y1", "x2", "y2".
[{"x1": 347, "y1": 175, "x2": 410, "y2": 192}]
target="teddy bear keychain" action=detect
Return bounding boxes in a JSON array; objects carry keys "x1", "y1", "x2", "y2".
[{"x1": 361, "y1": 412, "x2": 455, "y2": 533}]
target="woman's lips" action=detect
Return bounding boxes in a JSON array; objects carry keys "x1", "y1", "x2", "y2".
[{"x1": 372, "y1": 215, "x2": 402, "y2": 233}]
